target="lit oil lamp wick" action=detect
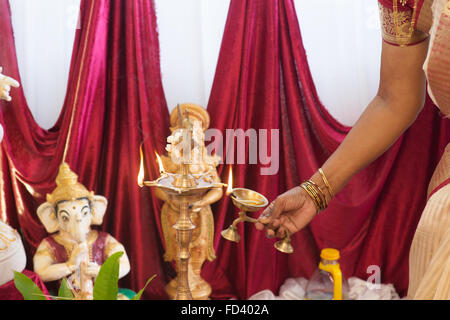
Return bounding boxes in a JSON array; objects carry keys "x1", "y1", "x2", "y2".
[
  {"x1": 155, "y1": 151, "x2": 165, "y2": 175},
  {"x1": 226, "y1": 166, "x2": 234, "y2": 196},
  {"x1": 138, "y1": 145, "x2": 145, "y2": 187}
]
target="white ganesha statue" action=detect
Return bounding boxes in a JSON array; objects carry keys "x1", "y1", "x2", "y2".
[{"x1": 33, "y1": 163, "x2": 131, "y2": 299}]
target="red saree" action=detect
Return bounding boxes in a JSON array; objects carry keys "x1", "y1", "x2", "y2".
[{"x1": 379, "y1": 0, "x2": 450, "y2": 300}]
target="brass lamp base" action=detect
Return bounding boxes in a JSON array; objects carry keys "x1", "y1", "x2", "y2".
[
  {"x1": 274, "y1": 237, "x2": 294, "y2": 254},
  {"x1": 221, "y1": 225, "x2": 241, "y2": 243},
  {"x1": 166, "y1": 276, "x2": 212, "y2": 300}
]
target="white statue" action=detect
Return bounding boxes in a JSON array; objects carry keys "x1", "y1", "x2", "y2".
[
  {"x1": 0, "y1": 221, "x2": 27, "y2": 287},
  {"x1": 0, "y1": 66, "x2": 25, "y2": 287},
  {"x1": 0, "y1": 67, "x2": 20, "y2": 102},
  {"x1": 0, "y1": 66, "x2": 20, "y2": 141},
  {"x1": 33, "y1": 163, "x2": 131, "y2": 299}
]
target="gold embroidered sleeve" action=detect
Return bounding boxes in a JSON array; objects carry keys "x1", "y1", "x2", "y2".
[{"x1": 379, "y1": 3, "x2": 428, "y2": 46}]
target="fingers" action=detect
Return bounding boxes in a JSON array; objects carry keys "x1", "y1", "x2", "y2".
[
  {"x1": 0, "y1": 70, "x2": 19, "y2": 102},
  {"x1": 255, "y1": 187, "x2": 318, "y2": 240},
  {"x1": 1, "y1": 94, "x2": 11, "y2": 102},
  {"x1": 5, "y1": 77, "x2": 19, "y2": 88},
  {"x1": 0, "y1": 88, "x2": 11, "y2": 101},
  {"x1": 255, "y1": 201, "x2": 274, "y2": 230},
  {"x1": 266, "y1": 228, "x2": 275, "y2": 239},
  {"x1": 256, "y1": 195, "x2": 289, "y2": 238},
  {"x1": 258, "y1": 198, "x2": 284, "y2": 225}
]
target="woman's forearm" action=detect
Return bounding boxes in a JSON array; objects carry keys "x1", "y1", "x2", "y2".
[
  {"x1": 310, "y1": 93, "x2": 425, "y2": 198},
  {"x1": 309, "y1": 40, "x2": 430, "y2": 199}
]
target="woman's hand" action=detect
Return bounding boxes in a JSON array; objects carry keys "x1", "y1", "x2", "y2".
[{"x1": 255, "y1": 187, "x2": 318, "y2": 238}]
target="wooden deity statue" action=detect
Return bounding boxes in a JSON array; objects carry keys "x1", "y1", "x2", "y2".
[
  {"x1": 33, "y1": 163, "x2": 130, "y2": 300},
  {"x1": 154, "y1": 104, "x2": 223, "y2": 300}
]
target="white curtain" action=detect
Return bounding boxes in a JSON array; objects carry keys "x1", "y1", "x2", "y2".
[
  {"x1": 8, "y1": 0, "x2": 382, "y2": 130},
  {"x1": 9, "y1": 0, "x2": 80, "y2": 130}
]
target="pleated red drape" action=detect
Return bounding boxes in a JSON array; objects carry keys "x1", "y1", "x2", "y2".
[
  {"x1": 1, "y1": 0, "x2": 449, "y2": 301},
  {"x1": 204, "y1": 0, "x2": 450, "y2": 299},
  {"x1": 0, "y1": 0, "x2": 171, "y2": 299}
]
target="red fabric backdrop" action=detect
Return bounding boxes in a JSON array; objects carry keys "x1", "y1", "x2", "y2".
[
  {"x1": 0, "y1": 0, "x2": 449, "y2": 300},
  {"x1": 0, "y1": 0, "x2": 172, "y2": 299},
  {"x1": 0, "y1": 270, "x2": 49, "y2": 300},
  {"x1": 203, "y1": 0, "x2": 450, "y2": 299}
]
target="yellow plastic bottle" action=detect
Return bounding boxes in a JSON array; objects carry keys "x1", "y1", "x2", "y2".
[{"x1": 305, "y1": 248, "x2": 348, "y2": 300}]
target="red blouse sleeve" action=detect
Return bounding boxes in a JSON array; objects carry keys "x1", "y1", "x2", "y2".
[{"x1": 378, "y1": 0, "x2": 428, "y2": 46}]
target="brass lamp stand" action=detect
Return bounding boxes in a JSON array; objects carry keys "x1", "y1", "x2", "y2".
[{"x1": 138, "y1": 113, "x2": 224, "y2": 300}]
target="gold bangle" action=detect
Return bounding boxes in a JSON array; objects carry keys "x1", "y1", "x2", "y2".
[
  {"x1": 302, "y1": 188, "x2": 321, "y2": 212},
  {"x1": 301, "y1": 181, "x2": 327, "y2": 212},
  {"x1": 300, "y1": 183, "x2": 320, "y2": 211},
  {"x1": 318, "y1": 168, "x2": 334, "y2": 198},
  {"x1": 307, "y1": 180, "x2": 328, "y2": 207},
  {"x1": 306, "y1": 181, "x2": 327, "y2": 209},
  {"x1": 305, "y1": 183, "x2": 324, "y2": 209}
]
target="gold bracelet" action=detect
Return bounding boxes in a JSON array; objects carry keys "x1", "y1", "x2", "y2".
[
  {"x1": 318, "y1": 168, "x2": 334, "y2": 198},
  {"x1": 307, "y1": 180, "x2": 327, "y2": 207},
  {"x1": 300, "y1": 183, "x2": 321, "y2": 211},
  {"x1": 300, "y1": 181, "x2": 327, "y2": 212},
  {"x1": 307, "y1": 180, "x2": 328, "y2": 207},
  {"x1": 305, "y1": 182, "x2": 324, "y2": 209}
]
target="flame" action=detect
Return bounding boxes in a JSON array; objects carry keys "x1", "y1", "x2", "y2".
[
  {"x1": 226, "y1": 166, "x2": 233, "y2": 196},
  {"x1": 138, "y1": 145, "x2": 145, "y2": 187},
  {"x1": 155, "y1": 152, "x2": 165, "y2": 174}
]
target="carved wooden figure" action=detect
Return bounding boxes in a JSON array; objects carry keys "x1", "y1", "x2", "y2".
[{"x1": 154, "y1": 104, "x2": 223, "y2": 300}]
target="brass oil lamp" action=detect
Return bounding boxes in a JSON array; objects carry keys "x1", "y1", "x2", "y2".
[
  {"x1": 138, "y1": 109, "x2": 224, "y2": 300},
  {"x1": 221, "y1": 167, "x2": 294, "y2": 254}
]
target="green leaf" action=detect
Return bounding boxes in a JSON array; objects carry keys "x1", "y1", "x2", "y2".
[
  {"x1": 93, "y1": 251, "x2": 123, "y2": 300},
  {"x1": 131, "y1": 274, "x2": 157, "y2": 300},
  {"x1": 13, "y1": 271, "x2": 47, "y2": 300},
  {"x1": 58, "y1": 278, "x2": 74, "y2": 300}
]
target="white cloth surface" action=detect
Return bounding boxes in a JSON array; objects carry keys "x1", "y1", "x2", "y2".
[{"x1": 249, "y1": 277, "x2": 401, "y2": 300}]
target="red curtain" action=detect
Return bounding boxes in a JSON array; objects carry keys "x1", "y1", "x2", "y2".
[
  {"x1": 1, "y1": 0, "x2": 449, "y2": 301},
  {"x1": 204, "y1": 0, "x2": 450, "y2": 299},
  {"x1": 0, "y1": 0, "x2": 171, "y2": 299},
  {"x1": 0, "y1": 270, "x2": 49, "y2": 300}
]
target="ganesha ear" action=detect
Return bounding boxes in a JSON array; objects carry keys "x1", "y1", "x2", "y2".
[
  {"x1": 91, "y1": 195, "x2": 108, "y2": 225},
  {"x1": 37, "y1": 202, "x2": 59, "y2": 234}
]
